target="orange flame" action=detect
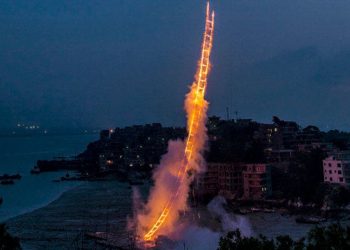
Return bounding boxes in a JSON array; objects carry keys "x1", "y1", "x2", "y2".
[{"x1": 136, "y1": 2, "x2": 215, "y2": 243}]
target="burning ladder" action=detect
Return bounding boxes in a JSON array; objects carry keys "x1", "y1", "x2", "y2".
[{"x1": 143, "y1": 2, "x2": 215, "y2": 242}]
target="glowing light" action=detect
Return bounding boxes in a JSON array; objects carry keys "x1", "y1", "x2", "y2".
[{"x1": 143, "y1": 2, "x2": 215, "y2": 242}]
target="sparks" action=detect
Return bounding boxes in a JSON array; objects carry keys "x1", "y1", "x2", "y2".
[{"x1": 143, "y1": 2, "x2": 215, "y2": 242}]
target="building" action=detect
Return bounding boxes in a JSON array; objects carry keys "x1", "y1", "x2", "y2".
[
  {"x1": 254, "y1": 123, "x2": 280, "y2": 149},
  {"x1": 295, "y1": 126, "x2": 323, "y2": 152},
  {"x1": 272, "y1": 116, "x2": 300, "y2": 150},
  {"x1": 265, "y1": 149, "x2": 295, "y2": 163},
  {"x1": 196, "y1": 162, "x2": 272, "y2": 200},
  {"x1": 98, "y1": 153, "x2": 114, "y2": 171},
  {"x1": 323, "y1": 151, "x2": 350, "y2": 186},
  {"x1": 243, "y1": 164, "x2": 272, "y2": 200},
  {"x1": 196, "y1": 162, "x2": 245, "y2": 200},
  {"x1": 297, "y1": 142, "x2": 333, "y2": 153}
]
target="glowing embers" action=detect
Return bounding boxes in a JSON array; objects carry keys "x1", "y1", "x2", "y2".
[
  {"x1": 144, "y1": 206, "x2": 170, "y2": 241},
  {"x1": 141, "y1": 2, "x2": 215, "y2": 242}
]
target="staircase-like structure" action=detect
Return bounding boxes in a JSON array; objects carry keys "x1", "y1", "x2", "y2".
[{"x1": 143, "y1": 2, "x2": 215, "y2": 242}]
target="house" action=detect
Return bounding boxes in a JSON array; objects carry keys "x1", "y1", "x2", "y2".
[
  {"x1": 323, "y1": 151, "x2": 350, "y2": 186},
  {"x1": 243, "y1": 164, "x2": 272, "y2": 200}
]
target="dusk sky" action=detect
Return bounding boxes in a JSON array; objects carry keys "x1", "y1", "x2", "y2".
[{"x1": 2, "y1": 0, "x2": 350, "y2": 130}]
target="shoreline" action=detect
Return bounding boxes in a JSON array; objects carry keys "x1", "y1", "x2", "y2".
[
  {"x1": 5, "y1": 177, "x2": 350, "y2": 249},
  {"x1": 0, "y1": 133, "x2": 98, "y2": 225},
  {"x1": 6, "y1": 176, "x2": 347, "y2": 250},
  {"x1": 6, "y1": 180, "x2": 133, "y2": 249},
  {"x1": 2, "y1": 181, "x2": 83, "y2": 224},
  {"x1": 2, "y1": 180, "x2": 317, "y2": 248}
]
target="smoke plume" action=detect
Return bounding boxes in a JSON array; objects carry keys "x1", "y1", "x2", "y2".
[{"x1": 132, "y1": 2, "x2": 215, "y2": 243}]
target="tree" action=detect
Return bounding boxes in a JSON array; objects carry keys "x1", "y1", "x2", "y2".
[
  {"x1": 307, "y1": 224, "x2": 350, "y2": 250},
  {"x1": 0, "y1": 224, "x2": 21, "y2": 250},
  {"x1": 217, "y1": 224, "x2": 350, "y2": 250},
  {"x1": 274, "y1": 149, "x2": 326, "y2": 202},
  {"x1": 328, "y1": 185, "x2": 350, "y2": 207},
  {"x1": 217, "y1": 229, "x2": 275, "y2": 250}
]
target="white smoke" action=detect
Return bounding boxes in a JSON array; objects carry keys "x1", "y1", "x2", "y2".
[
  {"x1": 133, "y1": 140, "x2": 190, "y2": 238},
  {"x1": 157, "y1": 196, "x2": 253, "y2": 250},
  {"x1": 207, "y1": 196, "x2": 252, "y2": 236}
]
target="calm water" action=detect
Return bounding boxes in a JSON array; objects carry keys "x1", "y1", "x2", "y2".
[{"x1": 0, "y1": 134, "x2": 98, "y2": 222}]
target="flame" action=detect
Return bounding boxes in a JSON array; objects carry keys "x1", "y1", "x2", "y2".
[{"x1": 135, "y1": 2, "x2": 215, "y2": 243}]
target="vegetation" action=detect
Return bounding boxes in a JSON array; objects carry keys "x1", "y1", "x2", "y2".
[
  {"x1": 0, "y1": 224, "x2": 21, "y2": 250},
  {"x1": 272, "y1": 148, "x2": 326, "y2": 203},
  {"x1": 218, "y1": 224, "x2": 350, "y2": 250},
  {"x1": 322, "y1": 129, "x2": 350, "y2": 150},
  {"x1": 206, "y1": 118, "x2": 265, "y2": 163}
]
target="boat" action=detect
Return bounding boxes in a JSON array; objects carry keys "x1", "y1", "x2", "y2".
[
  {"x1": 0, "y1": 174, "x2": 21, "y2": 180},
  {"x1": 15, "y1": 174, "x2": 21, "y2": 179},
  {"x1": 30, "y1": 166, "x2": 40, "y2": 174},
  {"x1": 1, "y1": 180, "x2": 14, "y2": 185},
  {"x1": 295, "y1": 216, "x2": 326, "y2": 224},
  {"x1": 10, "y1": 174, "x2": 21, "y2": 179},
  {"x1": 0, "y1": 174, "x2": 9, "y2": 180}
]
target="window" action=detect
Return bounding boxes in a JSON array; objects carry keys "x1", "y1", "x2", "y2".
[
  {"x1": 325, "y1": 177, "x2": 327, "y2": 180},
  {"x1": 340, "y1": 177, "x2": 344, "y2": 182},
  {"x1": 330, "y1": 177, "x2": 333, "y2": 181},
  {"x1": 338, "y1": 163, "x2": 341, "y2": 168},
  {"x1": 329, "y1": 170, "x2": 332, "y2": 174},
  {"x1": 329, "y1": 163, "x2": 332, "y2": 167},
  {"x1": 338, "y1": 170, "x2": 342, "y2": 174}
]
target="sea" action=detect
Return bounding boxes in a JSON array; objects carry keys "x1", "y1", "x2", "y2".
[{"x1": 0, "y1": 133, "x2": 98, "y2": 222}]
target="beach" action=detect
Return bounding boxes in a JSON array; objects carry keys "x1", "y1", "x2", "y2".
[
  {"x1": 7, "y1": 180, "x2": 133, "y2": 249},
  {"x1": 5, "y1": 179, "x2": 324, "y2": 250}
]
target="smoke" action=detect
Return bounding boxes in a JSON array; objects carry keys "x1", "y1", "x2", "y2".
[
  {"x1": 184, "y1": 83, "x2": 208, "y2": 175},
  {"x1": 132, "y1": 2, "x2": 214, "y2": 243},
  {"x1": 134, "y1": 140, "x2": 190, "y2": 238},
  {"x1": 133, "y1": 80, "x2": 210, "y2": 239},
  {"x1": 132, "y1": 72, "x2": 210, "y2": 243},
  {"x1": 127, "y1": 4, "x2": 254, "y2": 248},
  {"x1": 174, "y1": 196, "x2": 252, "y2": 250},
  {"x1": 157, "y1": 196, "x2": 253, "y2": 250},
  {"x1": 207, "y1": 196, "x2": 252, "y2": 236}
]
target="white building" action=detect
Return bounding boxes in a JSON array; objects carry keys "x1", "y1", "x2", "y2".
[{"x1": 323, "y1": 151, "x2": 350, "y2": 186}]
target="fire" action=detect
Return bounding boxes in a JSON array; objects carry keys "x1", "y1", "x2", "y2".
[{"x1": 135, "y1": 2, "x2": 215, "y2": 243}]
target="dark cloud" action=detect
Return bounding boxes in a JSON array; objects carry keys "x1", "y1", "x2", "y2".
[
  {"x1": 2, "y1": 0, "x2": 350, "y2": 130},
  {"x1": 212, "y1": 47, "x2": 350, "y2": 130}
]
